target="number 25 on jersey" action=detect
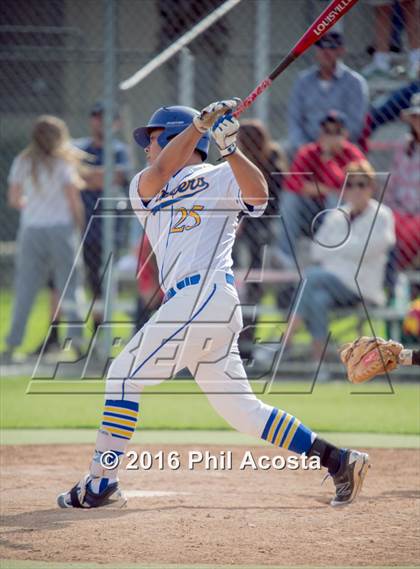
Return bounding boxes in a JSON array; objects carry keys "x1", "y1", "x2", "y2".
[{"x1": 170, "y1": 205, "x2": 204, "y2": 234}]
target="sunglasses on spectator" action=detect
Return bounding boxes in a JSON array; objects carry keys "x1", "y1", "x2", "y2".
[
  {"x1": 346, "y1": 180, "x2": 371, "y2": 189},
  {"x1": 321, "y1": 122, "x2": 344, "y2": 135}
]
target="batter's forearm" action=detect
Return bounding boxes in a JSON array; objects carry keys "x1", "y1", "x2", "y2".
[
  {"x1": 226, "y1": 149, "x2": 268, "y2": 207},
  {"x1": 139, "y1": 125, "x2": 202, "y2": 200},
  {"x1": 154, "y1": 124, "x2": 202, "y2": 177}
]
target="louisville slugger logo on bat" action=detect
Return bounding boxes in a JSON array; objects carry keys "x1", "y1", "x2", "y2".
[
  {"x1": 235, "y1": 0, "x2": 360, "y2": 117},
  {"x1": 313, "y1": 0, "x2": 357, "y2": 36}
]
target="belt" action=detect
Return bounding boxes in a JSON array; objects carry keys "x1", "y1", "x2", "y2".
[{"x1": 163, "y1": 272, "x2": 234, "y2": 303}]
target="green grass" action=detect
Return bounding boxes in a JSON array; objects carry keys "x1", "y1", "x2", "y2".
[
  {"x1": 2, "y1": 429, "x2": 418, "y2": 448},
  {"x1": 1, "y1": 377, "x2": 419, "y2": 434},
  {"x1": 1, "y1": 288, "x2": 415, "y2": 436},
  {"x1": 0, "y1": 289, "x2": 51, "y2": 353},
  {"x1": 0, "y1": 289, "x2": 136, "y2": 354},
  {"x1": 0, "y1": 288, "x2": 386, "y2": 354}
]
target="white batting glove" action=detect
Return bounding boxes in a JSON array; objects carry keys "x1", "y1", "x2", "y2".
[
  {"x1": 211, "y1": 112, "x2": 239, "y2": 157},
  {"x1": 193, "y1": 98, "x2": 240, "y2": 133}
]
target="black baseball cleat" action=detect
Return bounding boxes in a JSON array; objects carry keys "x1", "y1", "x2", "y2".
[
  {"x1": 57, "y1": 474, "x2": 127, "y2": 509},
  {"x1": 328, "y1": 449, "x2": 370, "y2": 506}
]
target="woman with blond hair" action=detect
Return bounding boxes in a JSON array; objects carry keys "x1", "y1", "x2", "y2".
[
  {"x1": 4, "y1": 115, "x2": 86, "y2": 361},
  {"x1": 286, "y1": 159, "x2": 396, "y2": 364}
]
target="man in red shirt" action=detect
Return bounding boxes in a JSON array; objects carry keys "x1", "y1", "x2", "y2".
[{"x1": 278, "y1": 111, "x2": 365, "y2": 267}]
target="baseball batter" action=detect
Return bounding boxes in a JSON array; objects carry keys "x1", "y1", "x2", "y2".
[{"x1": 58, "y1": 99, "x2": 370, "y2": 509}]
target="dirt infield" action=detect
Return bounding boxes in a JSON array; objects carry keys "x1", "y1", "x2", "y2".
[{"x1": 1, "y1": 444, "x2": 419, "y2": 567}]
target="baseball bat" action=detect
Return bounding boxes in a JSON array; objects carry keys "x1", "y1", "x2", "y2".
[{"x1": 234, "y1": 0, "x2": 360, "y2": 117}]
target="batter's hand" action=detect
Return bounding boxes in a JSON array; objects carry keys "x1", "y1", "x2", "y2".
[
  {"x1": 193, "y1": 98, "x2": 240, "y2": 134},
  {"x1": 211, "y1": 112, "x2": 239, "y2": 157}
]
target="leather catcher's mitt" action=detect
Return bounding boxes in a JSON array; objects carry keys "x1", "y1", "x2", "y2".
[{"x1": 339, "y1": 336, "x2": 403, "y2": 384}]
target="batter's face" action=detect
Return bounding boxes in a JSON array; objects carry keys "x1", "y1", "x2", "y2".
[{"x1": 145, "y1": 128, "x2": 164, "y2": 164}]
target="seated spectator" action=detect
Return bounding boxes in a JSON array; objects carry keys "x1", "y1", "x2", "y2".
[
  {"x1": 234, "y1": 120, "x2": 287, "y2": 360},
  {"x1": 4, "y1": 115, "x2": 86, "y2": 363},
  {"x1": 384, "y1": 93, "x2": 420, "y2": 269},
  {"x1": 369, "y1": 80, "x2": 419, "y2": 131},
  {"x1": 359, "y1": 79, "x2": 419, "y2": 151},
  {"x1": 285, "y1": 159, "x2": 396, "y2": 362},
  {"x1": 361, "y1": 0, "x2": 420, "y2": 80},
  {"x1": 288, "y1": 31, "x2": 368, "y2": 155},
  {"x1": 278, "y1": 111, "x2": 365, "y2": 267},
  {"x1": 236, "y1": 120, "x2": 286, "y2": 247}
]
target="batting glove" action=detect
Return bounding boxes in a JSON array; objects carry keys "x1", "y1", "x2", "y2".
[
  {"x1": 193, "y1": 98, "x2": 240, "y2": 133},
  {"x1": 211, "y1": 112, "x2": 239, "y2": 157}
]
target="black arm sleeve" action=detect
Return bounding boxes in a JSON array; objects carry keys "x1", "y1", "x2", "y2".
[{"x1": 412, "y1": 349, "x2": 420, "y2": 366}]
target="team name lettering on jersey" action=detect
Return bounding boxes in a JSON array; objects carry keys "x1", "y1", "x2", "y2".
[
  {"x1": 156, "y1": 176, "x2": 209, "y2": 203},
  {"x1": 130, "y1": 162, "x2": 266, "y2": 290}
]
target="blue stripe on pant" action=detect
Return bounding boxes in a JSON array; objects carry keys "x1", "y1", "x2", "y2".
[{"x1": 120, "y1": 283, "x2": 217, "y2": 398}]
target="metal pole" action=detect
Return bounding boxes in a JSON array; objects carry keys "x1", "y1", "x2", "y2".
[
  {"x1": 178, "y1": 47, "x2": 195, "y2": 107},
  {"x1": 102, "y1": 0, "x2": 116, "y2": 354},
  {"x1": 254, "y1": 0, "x2": 270, "y2": 124}
]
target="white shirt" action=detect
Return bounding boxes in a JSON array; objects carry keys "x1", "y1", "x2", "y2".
[
  {"x1": 8, "y1": 154, "x2": 76, "y2": 228},
  {"x1": 129, "y1": 162, "x2": 266, "y2": 293},
  {"x1": 311, "y1": 199, "x2": 396, "y2": 306}
]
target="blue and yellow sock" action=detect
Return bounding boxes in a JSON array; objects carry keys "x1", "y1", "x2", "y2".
[
  {"x1": 89, "y1": 399, "x2": 139, "y2": 481},
  {"x1": 261, "y1": 408, "x2": 315, "y2": 454},
  {"x1": 100, "y1": 399, "x2": 139, "y2": 440}
]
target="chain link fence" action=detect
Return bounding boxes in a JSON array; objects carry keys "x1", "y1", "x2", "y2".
[{"x1": 1, "y1": 0, "x2": 419, "y2": 375}]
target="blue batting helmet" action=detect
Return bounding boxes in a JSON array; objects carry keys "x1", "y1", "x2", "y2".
[{"x1": 133, "y1": 106, "x2": 210, "y2": 160}]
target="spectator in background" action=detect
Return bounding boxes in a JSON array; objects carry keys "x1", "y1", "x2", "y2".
[
  {"x1": 237, "y1": 120, "x2": 287, "y2": 243},
  {"x1": 3, "y1": 115, "x2": 85, "y2": 363},
  {"x1": 278, "y1": 111, "x2": 365, "y2": 268},
  {"x1": 288, "y1": 31, "x2": 368, "y2": 155},
  {"x1": 362, "y1": 0, "x2": 420, "y2": 80},
  {"x1": 286, "y1": 159, "x2": 396, "y2": 362},
  {"x1": 359, "y1": 79, "x2": 419, "y2": 149},
  {"x1": 385, "y1": 92, "x2": 420, "y2": 269},
  {"x1": 75, "y1": 102, "x2": 131, "y2": 333},
  {"x1": 235, "y1": 120, "x2": 287, "y2": 360}
]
